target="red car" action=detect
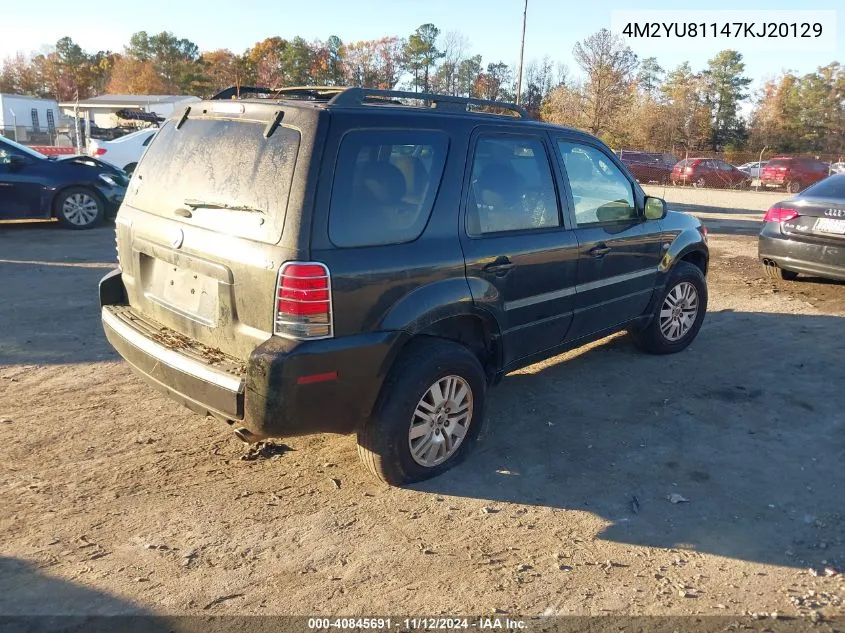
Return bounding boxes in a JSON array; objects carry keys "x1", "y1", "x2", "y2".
[
  {"x1": 671, "y1": 158, "x2": 751, "y2": 189},
  {"x1": 760, "y1": 157, "x2": 829, "y2": 193},
  {"x1": 618, "y1": 151, "x2": 677, "y2": 184}
]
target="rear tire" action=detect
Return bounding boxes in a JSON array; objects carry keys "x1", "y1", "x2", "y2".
[
  {"x1": 124, "y1": 162, "x2": 137, "y2": 176},
  {"x1": 357, "y1": 339, "x2": 486, "y2": 486},
  {"x1": 693, "y1": 177, "x2": 706, "y2": 188},
  {"x1": 786, "y1": 180, "x2": 802, "y2": 194},
  {"x1": 54, "y1": 187, "x2": 104, "y2": 229},
  {"x1": 763, "y1": 263, "x2": 798, "y2": 281},
  {"x1": 629, "y1": 261, "x2": 708, "y2": 355}
]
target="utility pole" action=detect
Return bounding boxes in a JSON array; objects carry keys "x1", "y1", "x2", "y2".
[{"x1": 515, "y1": 0, "x2": 527, "y2": 105}]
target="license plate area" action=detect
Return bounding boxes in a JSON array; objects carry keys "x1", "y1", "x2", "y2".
[
  {"x1": 141, "y1": 255, "x2": 219, "y2": 325},
  {"x1": 813, "y1": 218, "x2": 845, "y2": 235}
]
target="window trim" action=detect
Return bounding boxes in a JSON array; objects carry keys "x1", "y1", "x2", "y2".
[
  {"x1": 326, "y1": 127, "x2": 450, "y2": 249},
  {"x1": 462, "y1": 130, "x2": 564, "y2": 239},
  {"x1": 553, "y1": 135, "x2": 641, "y2": 229}
]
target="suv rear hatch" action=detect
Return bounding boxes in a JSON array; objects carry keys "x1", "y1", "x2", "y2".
[{"x1": 114, "y1": 101, "x2": 321, "y2": 360}]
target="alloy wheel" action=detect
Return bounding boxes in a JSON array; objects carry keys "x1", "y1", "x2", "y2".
[
  {"x1": 659, "y1": 281, "x2": 699, "y2": 342},
  {"x1": 62, "y1": 193, "x2": 99, "y2": 226},
  {"x1": 408, "y1": 375, "x2": 473, "y2": 467}
]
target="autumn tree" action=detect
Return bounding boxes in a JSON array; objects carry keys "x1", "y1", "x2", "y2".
[
  {"x1": 106, "y1": 57, "x2": 168, "y2": 94},
  {"x1": 200, "y1": 49, "x2": 248, "y2": 94},
  {"x1": 310, "y1": 36, "x2": 345, "y2": 86},
  {"x1": 344, "y1": 38, "x2": 403, "y2": 89},
  {"x1": 749, "y1": 63, "x2": 845, "y2": 154},
  {"x1": 572, "y1": 28, "x2": 638, "y2": 136},
  {"x1": 125, "y1": 31, "x2": 204, "y2": 93},
  {"x1": 243, "y1": 37, "x2": 287, "y2": 87},
  {"x1": 659, "y1": 62, "x2": 711, "y2": 152}
]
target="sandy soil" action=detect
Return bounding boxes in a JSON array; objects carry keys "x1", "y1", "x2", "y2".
[{"x1": 1, "y1": 220, "x2": 843, "y2": 623}]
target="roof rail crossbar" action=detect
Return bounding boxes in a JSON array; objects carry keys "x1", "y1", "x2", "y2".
[{"x1": 328, "y1": 88, "x2": 530, "y2": 119}]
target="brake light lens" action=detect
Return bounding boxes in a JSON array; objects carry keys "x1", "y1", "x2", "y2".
[
  {"x1": 93, "y1": 147, "x2": 107, "y2": 156},
  {"x1": 274, "y1": 262, "x2": 332, "y2": 339},
  {"x1": 763, "y1": 207, "x2": 799, "y2": 223}
]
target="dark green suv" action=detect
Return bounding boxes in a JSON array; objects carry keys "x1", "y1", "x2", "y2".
[{"x1": 100, "y1": 87, "x2": 709, "y2": 485}]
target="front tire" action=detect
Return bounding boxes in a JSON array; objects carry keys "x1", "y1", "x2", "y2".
[
  {"x1": 54, "y1": 187, "x2": 104, "y2": 229},
  {"x1": 357, "y1": 339, "x2": 486, "y2": 486},
  {"x1": 629, "y1": 261, "x2": 708, "y2": 355}
]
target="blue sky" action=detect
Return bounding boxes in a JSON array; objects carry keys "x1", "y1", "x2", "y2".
[{"x1": 2, "y1": 0, "x2": 842, "y2": 99}]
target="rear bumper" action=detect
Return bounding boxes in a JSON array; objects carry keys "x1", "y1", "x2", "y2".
[
  {"x1": 100, "y1": 270, "x2": 403, "y2": 439},
  {"x1": 759, "y1": 224, "x2": 845, "y2": 281}
]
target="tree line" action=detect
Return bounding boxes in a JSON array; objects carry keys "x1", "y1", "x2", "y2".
[{"x1": 1, "y1": 26, "x2": 842, "y2": 156}]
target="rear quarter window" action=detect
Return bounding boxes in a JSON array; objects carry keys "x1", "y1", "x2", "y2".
[{"x1": 328, "y1": 130, "x2": 448, "y2": 248}]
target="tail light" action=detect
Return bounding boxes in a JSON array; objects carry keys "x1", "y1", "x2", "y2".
[
  {"x1": 763, "y1": 207, "x2": 799, "y2": 223},
  {"x1": 274, "y1": 262, "x2": 333, "y2": 340},
  {"x1": 93, "y1": 147, "x2": 107, "y2": 156}
]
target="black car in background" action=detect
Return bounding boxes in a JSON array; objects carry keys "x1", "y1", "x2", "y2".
[
  {"x1": 759, "y1": 174, "x2": 845, "y2": 281},
  {"x1": 0, "y1": 136, "x2": 128, "y2": 229},
  {"x1": 618, "y1": 151, "x2": 677, "y2": 184}
]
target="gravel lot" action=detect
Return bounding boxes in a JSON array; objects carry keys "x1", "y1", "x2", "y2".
[{"x1": 1, "y1": 214, "x2": 844, "y2": 622}]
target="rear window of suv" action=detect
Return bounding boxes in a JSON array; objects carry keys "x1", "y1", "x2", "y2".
[
  {"x1": 767, "y1": 158, "x2": 792, "y2": 167},
  {"x1": 329, "y1": 129, "x2": 448, "y2": 248},
  {"x1": 126, "y1": 118, "x2": 300, "y2": 240}
]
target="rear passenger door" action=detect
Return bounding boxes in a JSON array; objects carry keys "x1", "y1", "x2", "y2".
[
  {"x1": 553, "y1": 137, "x2": 663, "y2": 340},
  {"x1": 460, "y1": 130, "x2": 578, "y2": 367}
]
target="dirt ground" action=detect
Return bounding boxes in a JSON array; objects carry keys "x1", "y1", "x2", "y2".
[{"x1": 1, "y1": 218, "x2": 844, "y2": 623}]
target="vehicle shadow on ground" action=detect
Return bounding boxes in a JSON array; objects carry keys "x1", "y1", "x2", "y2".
[
  {"x1": 417, "y1": 310, "x2": 845, "y2": 569},
  {"x1": 0, "y1": 556, "x2": 164, "y2": 628},
  {"x1": 0, "y1": 224, "x2": 117, "y2": 367}
]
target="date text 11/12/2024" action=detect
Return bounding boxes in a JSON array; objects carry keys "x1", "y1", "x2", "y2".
[{"x1": 307, "y1": 617, "x2": 528, "y2": 630}]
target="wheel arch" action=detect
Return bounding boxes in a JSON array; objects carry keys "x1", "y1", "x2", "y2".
[{"x1": 379, "y1": 284, "x2": 504, "y2": 385}]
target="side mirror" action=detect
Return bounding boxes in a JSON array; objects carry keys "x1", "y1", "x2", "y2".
[{"x1": 644, "y1": 196, "x2": 667, "y2": 220}]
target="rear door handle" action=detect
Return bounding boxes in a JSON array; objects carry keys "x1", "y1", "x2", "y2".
[
  {"x1": 483, "y1": 257, "x2": 515, "y2": 275},
  {"x1": 588, "y1": 244, "x2": 611, "y2": 258}
]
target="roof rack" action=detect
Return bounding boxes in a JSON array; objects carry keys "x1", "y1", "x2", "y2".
[
  {"x1": 328, "y1": 88, "x2": 530, "y2": 119},
  {"x1": 210, "y1": 85, "x2": 530, "y2": 119}
]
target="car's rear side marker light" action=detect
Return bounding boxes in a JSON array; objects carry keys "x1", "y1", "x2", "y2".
[{"x1": 296, "y1": 371, "x2": 339, "y2": 385}]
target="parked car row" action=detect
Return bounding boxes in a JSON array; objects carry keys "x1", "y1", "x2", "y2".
[{"x1": 618, "y1": 151, "x2": 841, "y2": 193}]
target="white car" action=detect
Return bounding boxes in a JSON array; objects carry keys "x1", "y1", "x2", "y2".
[
  {"x1": 830, "y1": 162, "x2": 845, "y2": 175},
  {"x1": 87, "y1": 128, "x2": 157, "y2": 175},
  {"x1": 737, "y1": 160, "x2": 768, "y2": 179}
]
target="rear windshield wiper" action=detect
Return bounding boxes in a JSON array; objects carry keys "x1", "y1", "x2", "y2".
[{"x1": 182, "y1": 199, "x2": 265, "y2": 214}]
